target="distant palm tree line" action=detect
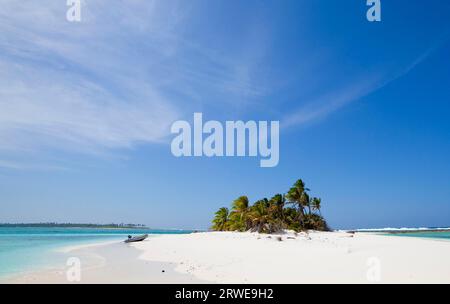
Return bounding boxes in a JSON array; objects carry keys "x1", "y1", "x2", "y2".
[{"x1": 212, "y1": 179, "x2": 329, "y2": 233}]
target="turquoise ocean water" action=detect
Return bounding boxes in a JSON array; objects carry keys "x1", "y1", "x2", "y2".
[
  {"x1": 0, "y1": 227, "x2": 192, "y2": 279},
  {"x1": 389, "y1": 231, "x2": 450, "y2": 240}
]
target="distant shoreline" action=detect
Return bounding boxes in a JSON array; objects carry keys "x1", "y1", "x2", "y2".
[{"x1": 0, "y1": 223, "x2": 148, "y2": 229}]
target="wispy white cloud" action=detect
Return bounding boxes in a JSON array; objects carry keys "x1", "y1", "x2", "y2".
[
  {"x1": 0, "y1": 1, "x2": 183, "y2": 154},
  {"x1": 0, "y1": 58, "x2": 180, "y2": 150},
  {"x1": 0, "y1": 0, "x2": 269, "y2": 169},
  {"x1": 282, "y1": 46, "x2": 440, "y2": 128},
  {"x1": 0, "y1": 159, "x2": 68, "y2": 171},
  {"x1": 282, "y1": 73, "x2": 384, "y2": 128}
]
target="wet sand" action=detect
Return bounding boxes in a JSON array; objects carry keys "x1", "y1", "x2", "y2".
[{"x1": 4, "y1": 240, "x2": 204, "y2": 284}]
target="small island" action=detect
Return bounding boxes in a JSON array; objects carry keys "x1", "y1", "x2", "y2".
[{"x1": 211, "y1": 178, "x2": 328, "y2": 233}]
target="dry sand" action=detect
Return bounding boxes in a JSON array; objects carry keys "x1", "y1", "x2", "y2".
[{"x1": 132, "y1": 231, "x2": 450, "y2": 283}]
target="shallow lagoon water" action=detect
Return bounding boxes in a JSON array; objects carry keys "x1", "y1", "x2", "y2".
[{"x1": 0, "y1": 227, "x2": 192, "y2": 278}]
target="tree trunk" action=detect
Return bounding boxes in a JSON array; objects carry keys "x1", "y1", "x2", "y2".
[{"x1": 298, "y1": 205, "x2": 305, "y2": 227}]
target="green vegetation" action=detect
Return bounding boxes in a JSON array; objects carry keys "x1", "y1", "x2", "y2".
[
  {"x1": 0, "y1": 223, "x2": 148, "y2": 229},
  {"x1": 212, "y1": 179, "x2": 329, "y2": 233}
]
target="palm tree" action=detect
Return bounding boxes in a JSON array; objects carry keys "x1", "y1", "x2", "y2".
[
  {"x1": 248, "y1": 199, "x2": 272, "y2": 233},
  {"x1": 283, "y1": 207, "x2": 300, "y2": 231},
  {"x1": 269, "y1": 194, "x2": 286, "y2": 223},
  {"x1": 302, "y1": 192, "x2": 312, "y2": 215},
  {"x1": 311, "y1": 197, "x2": 322, "y2": 215},
  {"x1": 270, "y1": 194, "x2": 285, "y2": 209},
  {"x1": 211, "y1": 207, "x2": 229, "y2": 231},
  {"x1": 229, "y1": 196, "x2": 250, "y2": 231},
  {"x1": 286, "y1": 179, "x2": 309, "y2": 226}
]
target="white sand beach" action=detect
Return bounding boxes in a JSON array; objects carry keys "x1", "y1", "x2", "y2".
[
  {"x1": 5, "y1": 231, "x2": 450, "y2": 284},
  {"x1": 132, "y1": 231, "x2": 450, "y2": 284}
]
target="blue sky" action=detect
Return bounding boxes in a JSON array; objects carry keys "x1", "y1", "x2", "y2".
[{"x1": 1, "y1": 0, "x2": 449, "y2": 229}]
